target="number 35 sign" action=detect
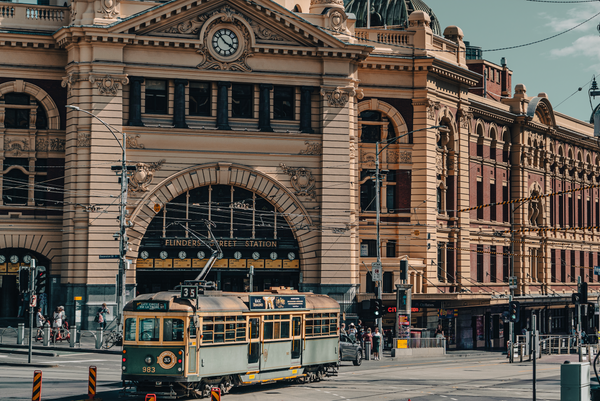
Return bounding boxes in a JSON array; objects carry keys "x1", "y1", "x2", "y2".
[{"x1": 180, "y1": 285, "x2": 198, "y2": 300}]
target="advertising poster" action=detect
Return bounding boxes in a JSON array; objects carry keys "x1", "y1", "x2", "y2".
[
  {"x1": 398, "y1": 314, "x2": 411, "y2": 339},
  {"x1": 249, "y1": 295, "x2": 306, "y2": 310}
]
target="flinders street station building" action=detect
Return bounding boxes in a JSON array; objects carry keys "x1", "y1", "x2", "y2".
[{"x1": 1, "y1": 0, "x2": 599, "y2": 348}]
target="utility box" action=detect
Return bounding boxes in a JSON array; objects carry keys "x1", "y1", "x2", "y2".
[{"x1": 561, "y1": 361, "x2": 590, "y2": 401}]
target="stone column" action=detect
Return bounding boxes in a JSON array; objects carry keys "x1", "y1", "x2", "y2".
[
  {"x1": 217, "y1": 81, "x2": 231, "y2": 130},
  {"x1": 173, "y1": 79, "x2": 188, "y2": 129},
  {"x1": 258, "y1": 84, "x2": 273, "y2": 132},
  {"x1": 128, "y1": 77, "x2": 144, "y2": 127}
]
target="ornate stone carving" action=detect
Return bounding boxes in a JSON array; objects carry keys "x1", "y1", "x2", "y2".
[
  {"x1": 361, "y1": 150, "x2": 376, "y2": 164},
  {"x1": 36, "y1": 138, "x2": 48, "y2": 152},
  {"x1": 329, "y1": 10, "x2": 345, "y2": 32},
  {"x1": 61, "y1": 73, "x2": 74, "y2": 96},
  {"x1": 436, "y1": 152, "x2": 443, "y2": 175},
  {"x1": 97, "y1": 0, "x2": 120, "y2": 19},
  {"x1": 280, "y1": 163, "x2": 316, "y2": 199},
  {"x1": 311, "y1": 0, "x2": 344, "y2": 5},
  {"x1": 447, "y1": 154, "x2": 455, "y2": 171},
  {"x1": 129, "y1": 159, "x2": 166, "y2": 192},
  {"x1": 77, "y1": 132, "x2": 91, "y2": 148},
  {"x1": 426, "y1": 100, "x2": 441, "y2": 120},
  {"x1": 321, "y1": 87, "x2": 355, "y2": 108},
  {"x1": 126, "y1": 134, "x2": 145, "y2": 149},
  {"x1": 300, "y1": 141, "x2": 322, "y2": 155},
  {"x1": 4, "y1": 137, "x2": 29, "y2": 156},
  {"x1": 89, "y1": 74, "x2": 129, "y2": 96},
  {"x1": 164, "y1": 17, "x2": 204, "y2": 34},
  {"x1": 50, "y1": 138, "x2": 65, "y2": 151},
  {"x1": 398, "y1": 151, "x2": 412, "y2": 164},
  {"x1": 387, "y1": 150, "x2": 399, "y2": 163},
  {"x1": 196, "y1": 7, "x2": 253, "y2": 72},
  {"x1": 249, "y1": 20, "x2": 286, "y2": 41}
]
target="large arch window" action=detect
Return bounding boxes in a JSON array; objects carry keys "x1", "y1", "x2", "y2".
[{"x1": 3, "y1": 92, "x2": 48, "y2": 130}]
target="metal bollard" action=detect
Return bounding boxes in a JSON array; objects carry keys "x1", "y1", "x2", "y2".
[
  {"x1": 32, "y1": 370, "x2": 42, "y2": 401},
  {"x1": 70, "y1": 327, "x2": 77, "y2": 348},
  {"x1": 365, "y1": 341, "x2": 371, "y2": 360},
  {"x1": 88, "y1": 366, "x2": 97, "y2": 400},
  {"x1": 95, "y1": 328, "x2": 103, "y2": 349},
  {"x1": 43, "y1": 324, "x2": 50, "y2": 347},
  {"x1": 17, "y1": 323, "x2": 24, "y2": 345}
]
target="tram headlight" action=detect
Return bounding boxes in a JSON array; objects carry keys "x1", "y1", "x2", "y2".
[{"x1": 145, "y1": 356, "x2": 152, "y2": 365}]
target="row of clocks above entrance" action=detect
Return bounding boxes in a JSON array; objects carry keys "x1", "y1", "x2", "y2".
[
  {"x1": 0, "y1": 254, "x2": 33, "y2": 265},
  {"x1": 139, "y1": 250, "x2": 296, "y2": 261}
]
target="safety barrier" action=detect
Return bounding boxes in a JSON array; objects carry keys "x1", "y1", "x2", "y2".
[
  {"x1": 32, "y1": 370, "x2": 42, "y2": 401},
  {"x1": 0, "y1": 327, "x2": 18, "y2": 344},
  {"x1": 88, "y1": 366, "x2": 97, "y2": 399}
]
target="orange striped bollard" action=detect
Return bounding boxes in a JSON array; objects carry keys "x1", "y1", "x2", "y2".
[
  {"x1": 88, "y1": 366, "x2": 97, "y2": 400},
  {"x1": 211, "y1": 387, "x2": 221, "y2": 401},
  {"x1": 32, "y1": 370, "x2": 42, "y2": 401}
]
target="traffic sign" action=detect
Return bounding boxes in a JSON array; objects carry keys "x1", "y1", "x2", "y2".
[
  {"x1": 509, "y1": 276, "x2": 517, "y2": 289},
  {"x1": 99, "y1": 255, "x2": 120, "y2": 259},
  {"x1": 371, "y1": 262, "x2": 382, "y2": 281}
]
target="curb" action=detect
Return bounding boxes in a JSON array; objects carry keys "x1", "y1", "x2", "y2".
[
  {"x1": 0, "y1": 361, "x2": 60, "y2": 367},
  {"x1": 0, "y1": 348, "x2": 58, "y2": 357},
  {"x1": 0, "y1": 343, "x2": 121, "y2": 355}
]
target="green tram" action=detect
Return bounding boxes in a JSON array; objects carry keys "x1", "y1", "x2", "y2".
[{"x1": 121, "y1": 287, "x2": 340, "y2": 398}]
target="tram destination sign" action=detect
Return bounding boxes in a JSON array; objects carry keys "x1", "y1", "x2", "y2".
[
  {"x1": 249, "y1": 295, "x2": 306, "y2": 311},
  {"x1": 133, "y1": 301, "x2": 168, "y2": 311}
]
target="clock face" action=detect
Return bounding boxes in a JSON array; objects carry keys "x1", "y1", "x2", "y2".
[
  {"x1": 23, "y1": 255, "x2": 32, "y2": 264},
  {"x1": 252, "y1": 252, "x2": 260, "y2": 260},
  {"x1": 140, "y1": 251, "x2": 149, "y2": 260},
  {"x1": 288, "y1": 252, "x2": 295, "y2": 261},
  {"x1": 212, "y1": 28, "x2": 239, "y2": 57},
  {"x1": 197, "y1": 251, "x2": 205, "y2": 259},
  {"x1": 178, "y1": 251, "x2": 187, "y2": 260},
  {"x1": 0, "y1": 255, "x2": 5, "y2": 264},
  {"x1": 234, "y1": 251, "x2": 242, "y2": 260},
  {"x1": 270, "y1": 252, "x2": 278, "y2": 261},
  {"x1": 160, "y1": 251, "x2": 168, "y2": 260},
  {"x1": 217, "y1": 252, "x2": 224, "y2": 259},
  {"x1": 10, "y1": 255, "x2": 18, "y2": 264}
]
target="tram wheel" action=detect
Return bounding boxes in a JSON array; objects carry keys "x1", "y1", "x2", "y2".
[{"x1": 202, "y1": 383, "x2": 211, "y2": 398}]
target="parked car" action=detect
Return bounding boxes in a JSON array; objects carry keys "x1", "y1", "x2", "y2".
[{"x1": 339, "y1": 334, "x2": 362, "y2": 366}]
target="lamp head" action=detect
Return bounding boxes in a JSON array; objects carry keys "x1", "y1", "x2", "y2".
[{"x1": 66, "y1": 105, "x2": 81, "y2": 111}]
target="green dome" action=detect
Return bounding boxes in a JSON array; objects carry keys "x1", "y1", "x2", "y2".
[{"x1": 344, "y1": 0, "x2": 442, "y2": 34}]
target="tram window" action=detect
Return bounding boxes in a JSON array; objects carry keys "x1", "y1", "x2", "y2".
[
  {"x1": 226, "y1": 323, "x2": 236, "y2": 341},
  {"x1": 292, "y1": 317, "x2": 301, "y2": 336},
  {"x1": 164, "y1": 319, "x2": 184, "y2": 342},
  {"x1": 306, "y1": 313, "x2": 335, "y2": 337},
  {"x1": 125, "y1": 318, "x2": 137, "y2": 342},
  {"x1": 281, "y1": 321, "x2": 290, "y2": 338},
  {"x1": 189, "y1": 318, "x2": 197, "y2": 339},
  {"x1": 215, "y1": 324, "x2": 225, "y2": 343},
  {"x1": 139, "y1": 318, "x2": 160, "y2": 342},
  {"x1": 291, "y1": 339, "x2": 301, "y2": 359},
  {"x1": 236, "y1": 323, "x2": 246, "y2": 341},
  {"x1": 203, "y1": 317, "x2": 214, "y2": 343},
  {"x1": 249, "y1": 342, "x2": 260, "y2": 364},
  {"x1": 264, "y1": 322, "x2": 274, "y2": 340},
  {"x1": 250, "y1": 319, "x2": 259, "y2": 339}
]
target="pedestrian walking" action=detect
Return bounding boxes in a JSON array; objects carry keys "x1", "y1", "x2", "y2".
[
  {"x1": 52, "y1": 306, "x2": 65, "y2": 341},
  {"x1": 348, "y1": 323, "x2": 357, "y2": 341},
  {"x1": 435, "y1": 324, "x2": 444, "y2": 347},
  {"x1": 96, "y1": 303, "x2": 110, "y2": 330},
  {"x1": 35, "y1": 307, "x2": 45, "y2": 341},
  {"x1": 340, "y1": 323, "x2": 346, "y2": 335},
  {"x1": 363, "y1": 328, "x2": 373, "y2": 358},
  {"x1": 373, "y1": 327, "x2": 382, "y2": 360}
]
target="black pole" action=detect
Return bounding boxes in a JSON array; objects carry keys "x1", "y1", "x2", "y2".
[{"x1": 532, "y1": 312, "x2": 536, "y2": 401}]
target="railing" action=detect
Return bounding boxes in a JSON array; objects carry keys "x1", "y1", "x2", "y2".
[
  {"x1": 0, "y1": 3, "x2": 69, "y2": 30},
  {"x1": 355, "y1": 28, "x2": 414, "y2": 49},
  {"x1": 398, "y1": 338, "x2": 445, "y2": 349}
]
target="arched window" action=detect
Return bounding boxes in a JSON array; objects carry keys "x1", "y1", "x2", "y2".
[
  {"x1": 3, "y1": 167, "x2": 29, "y2": 205},
  {"x1": 3, "y1": 92, "x2": 48, "y2": 130}
]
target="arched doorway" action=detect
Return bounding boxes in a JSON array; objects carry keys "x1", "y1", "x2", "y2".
[
  {"x1": 0, "y1": 248, "x2": 50, "y2": 318},
  {"x1": 136, "y1": 184, "x2": 301, "y2": 294}
]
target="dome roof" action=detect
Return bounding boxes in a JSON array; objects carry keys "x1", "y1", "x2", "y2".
[{"x1": 344, "y1": 0, "x2": 441, "y2": 35}]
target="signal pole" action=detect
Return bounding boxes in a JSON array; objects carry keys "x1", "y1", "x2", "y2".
[{"x1": 28, "y1": 259, "x2": 36, "y2": 364}]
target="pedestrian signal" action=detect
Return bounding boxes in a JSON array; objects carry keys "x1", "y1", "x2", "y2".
[
  {"x1": 18, "y1": 267, "x2": 30, "y2": 293},
  {"x1": 35, "y1": 266, "x2": 46, "y2": 294},
  {"x1": 572, "y1": 293, "x2": 581, "y2": 305},
  {"x1": 508, "y1": 301, "x2": 520, "y2": 323}
]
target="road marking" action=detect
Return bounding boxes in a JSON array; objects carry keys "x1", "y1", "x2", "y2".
[
  {"x1": 54, "y1": 359, "x2": 107, "y2": 363},
  {"x1": 440, "y1": 396, "x2": 447, "y2": 398},
  {"x1": 451, "y1": 398, "x2": 457, "y2": 400}
]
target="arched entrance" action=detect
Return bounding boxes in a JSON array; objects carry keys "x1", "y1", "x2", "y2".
[
  {"x1": 0, "y1": 248, "x2": 50, "y2": 318},
  {"x1": 135, "y1": 182, "x2": 305, "y2": 294}
]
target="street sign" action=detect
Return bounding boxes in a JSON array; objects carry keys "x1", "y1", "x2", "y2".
[
  {"x1": 371, "y1": 262, "x2": 382, "y2": 281},
  {"x1": 180, "y1": 285, "x2": 198, "y2": 300},
  {"x1": 99, "y1": 255, "x2": 120, "y2": 259},
  {"x1": 153, "y1": 203, "x2": 161, "y2": 213},
  {"x1": 509, "y1": 276, "x2": 517, "y2": 289},
  {"x1": 594, "y1": 266, "x2": 600, "y2": 276}
]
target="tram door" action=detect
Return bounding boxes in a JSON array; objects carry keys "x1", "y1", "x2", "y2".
[
  {"x1": 291, "y1": 315, "x2": 302, "y2": 365},
  {"x1": 248, "y1": 317, "x2": 261, "y2": 371},
  {"x1": 188, "y1": 317, "x2": 198, "y2": 374}
]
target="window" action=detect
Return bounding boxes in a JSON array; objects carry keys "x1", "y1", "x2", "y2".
[
  {"x1": 139, "y1": 318, "x2": 160, "y2": 341},
  {"x1": 490, "y1": 183, "x2": 496, "y2": 221},
  {"x1": 3, "y1": 167, "x2": 29, "y2": 205},
  {"x1": 202, "y1": 316, "x2": 246, "y2": 344},
  {"x1": 386, "y1": 241, "x2": 396, "y2": 258},
  {"x1": 360, "y1": 170, "x2": 376, "y2": 212},
  {"x1": 571, "y1": 250, "x2": 576, "y2": 282},
  {"x1": 145, "y1": 80, "x2": 168, "y2": 114},
  {"x1": 551, "y1": 251, "x2": 556, "y2": 283},
  {"x1": 163, "y1": 319, "x2": 184, "y2": 342},
  {"x1": 4, "y1": 93, "x2": 31, "y2": 129},
  {"x1": 125, "y1": 318, "x2": 137, "y2": 342},
  {"x1": 503, "y1": 246, "x2": 510, "y2": 282},
  {"x1": 250, "y1": 318, "x2": 259, "y2": 339},
  {"x1": 361, "y1": 240, "x2": 377, "y2": 257},
  {"x1": 477, "y1": 181, "x2": 484, "y2": 219},
  {"x1": 263, "y1": 315, "x2": 290, "y2": 340},
  {"x1": 189, "y1": 317, "x2": 197, "y2": 339},
  {"x1": 383, "y1": 271, "x2": 393, "y2": 293},
  {"x1": 274, "y1": 86, "x2": 294, "y2": 120},
  {"x1": 232, "y1": 84, "x2": 253, "y2": 118},
  {"x1": 438, "y1": 242, "x2": 445, "y2": 282},
  {"x1": 305, "y1": 313, "x2": 337, "y2": 337},
  {"x1": 385, "y1": 170, "x2": 397, "y2": 212},
  {"x1": 476, "y1": 245, "x2": 484, "y2": 282},
  {"x1": 189, "y1": 82, "x2": 211, "y2": 116},
  {"x1": 503, "y1": 184, "x2": 509, "y2": 223},
  {"x1": 490, "y1": 249, "x2": 496, "y2": 282},
  {"x1": 559, "y1": 194, "x2": 564, "y2": 227}
]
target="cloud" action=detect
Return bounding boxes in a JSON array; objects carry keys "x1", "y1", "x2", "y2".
[
  {"x1": 551, "y1": 35, "x2": 600, "y2": 60},
  {"x1": 541, "y1": 4, "x2": 600, "y2": 33}
]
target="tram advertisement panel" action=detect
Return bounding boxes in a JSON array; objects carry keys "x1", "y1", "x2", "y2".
[{"x1": 249, "y1": 295, "x2": 306, "y2": 311}]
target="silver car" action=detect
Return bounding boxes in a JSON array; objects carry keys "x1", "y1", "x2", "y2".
[{"x1": 339, "y1": 334, "x2": 362, "y2": 366}]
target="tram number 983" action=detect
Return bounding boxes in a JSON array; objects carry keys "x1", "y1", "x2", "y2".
[
  {"x1": 142, "y1": 367, "x2": 156, "y2": 373},
  {"x1": 181, "y1": 285, "x2": 198, "y2": 300}
]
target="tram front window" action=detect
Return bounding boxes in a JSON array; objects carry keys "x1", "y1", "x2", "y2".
[
  {"x1": 125, "y1": 318, "x2": 137, "y2": 342},
  {"x1": 163, "y1": 319, "x2": 184, "y2": 342},
  {"x1": 139, "y1": 318, "x2": 160, "y2": 341}
]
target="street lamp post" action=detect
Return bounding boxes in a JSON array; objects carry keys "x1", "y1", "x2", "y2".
[
  {"x1": 66, "y1": 105, "x2": 129, "y2": 330},
  {"x1": 374, "y1": 125, "x2": 446, "y2": 354}
]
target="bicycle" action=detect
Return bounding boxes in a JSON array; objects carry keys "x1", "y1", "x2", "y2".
[{"x1": 102, "y1": 330, "x2": 123, "y2": 349}]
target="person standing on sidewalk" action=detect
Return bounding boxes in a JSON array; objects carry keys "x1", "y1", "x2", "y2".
[
  {"x1": 35, "y1": 307, "x2": 45, "y2": 341},
  {"x1": 348, "y1": 323, "x2": 357, "y2": 341},
  {"x1": 372, "y1": 327, "x2": 382, "y2": 360},
  {"x1": 363, "y1": 328, "x2": 373, "y2": 359},
  {"x1": 97, "y1": 303, "x2": 110, "y2": 330}
]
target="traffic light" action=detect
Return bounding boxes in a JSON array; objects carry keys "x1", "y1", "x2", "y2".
[
  {"x1": 508, "y1": 301, "x2": 520, "y2": 323},
  {"x1": 581, "y1": 282, "x2": 588, "y2": 304},
  {"x1": 400, "y1": 260, "x2": 408, "y2": 281},
  {"x1": 18, "y1": 267, "x2": 30, "y2": 293},
  {"x1": 572, "y1": 293, "x2": 581, "y2": 305},
  {"x1": 370, "y1": 299, "x2": 384, "y2": 319},
  {"x1": 588, "y1": 303, "x2": 596, "y2": 317},
  {"x1": 35, "y1": 266, "x2": 46, "y2": 294}
]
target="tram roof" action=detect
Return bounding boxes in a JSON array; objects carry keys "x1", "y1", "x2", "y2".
[{"x1": 125, "y1": 289, "x2": 339, "y2": 313}]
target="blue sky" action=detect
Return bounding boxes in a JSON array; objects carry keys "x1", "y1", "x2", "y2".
[{"x1": 427, "y1": 0, "x2": 600, "y2": 123}]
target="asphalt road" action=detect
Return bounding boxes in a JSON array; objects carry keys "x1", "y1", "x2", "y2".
[{"x1": 0, "y1": 350, "x2": 581, "y2": 400}]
